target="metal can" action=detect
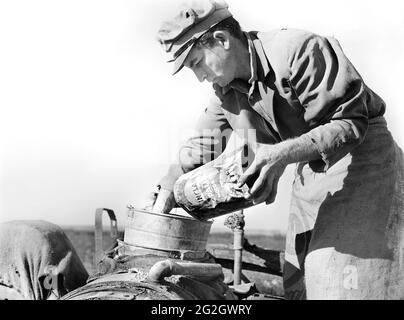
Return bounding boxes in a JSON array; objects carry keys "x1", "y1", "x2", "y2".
[{"x1": 174, "y1": 145, "x2": 257, "y2": 220}]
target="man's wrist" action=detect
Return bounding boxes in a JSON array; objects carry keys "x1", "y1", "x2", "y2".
[{"x1": 264, "y1": 142, "x2": 291, "y2": 167}]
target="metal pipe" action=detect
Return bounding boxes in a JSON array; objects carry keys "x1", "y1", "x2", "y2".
[
  {"x1": 233, "y1": 227, "x2": 244, "y2": 285},
  {"x1": 223, "y1": 210, "x2": 245, "y2": 286},
  {"x1": 147, "y1": 260, "x2": 223, "y2": 283}
]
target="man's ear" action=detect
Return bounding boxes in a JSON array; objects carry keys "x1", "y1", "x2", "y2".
[{"x1": 212, "y1": 30, "x2": 231, "y2": 50}]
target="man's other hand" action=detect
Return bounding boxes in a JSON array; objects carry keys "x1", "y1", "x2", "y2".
[{"x1": 143, "y1": 186, "x2": 177, "y2": 213}]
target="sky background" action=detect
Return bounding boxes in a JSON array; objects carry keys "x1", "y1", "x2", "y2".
[{"x1": 0, "y1": 0, "x2": 403, "y2": 233}]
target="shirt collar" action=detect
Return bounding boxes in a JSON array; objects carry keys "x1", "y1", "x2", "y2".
[{"x1": 246, "y1": 32, "x2": 258, "y2": 85}]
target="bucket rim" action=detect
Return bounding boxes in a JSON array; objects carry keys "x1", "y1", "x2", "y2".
[{"x1": 127, "y1": 207, "x2": 213, "y2": 225}]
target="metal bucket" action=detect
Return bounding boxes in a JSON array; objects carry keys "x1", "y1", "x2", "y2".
[{"x1": 123, "y1": 208, "x2": 212, "y2": 252}]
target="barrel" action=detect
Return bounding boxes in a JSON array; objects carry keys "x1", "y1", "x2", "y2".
[
  {"x1": 61, "y1": 257, "x2": 237, "y2": 300},
  {"x1": 61, "y1": 272, "x2": 197, "y2": 300}
]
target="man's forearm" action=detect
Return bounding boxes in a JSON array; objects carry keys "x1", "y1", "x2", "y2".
[{"x1": 271, "y1": 133, "x2": 321, "y2": 166}]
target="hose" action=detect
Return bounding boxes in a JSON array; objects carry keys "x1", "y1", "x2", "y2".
[{"x1": 147, "y1": 260, "x2": 223, "y2": 283}]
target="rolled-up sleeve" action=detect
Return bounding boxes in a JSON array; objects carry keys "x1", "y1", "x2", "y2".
[
  {"x1": 178, "y1": 92, "x2": 233, "y2": 173},
  {"x1": 158, "y1": 90, "x2": 232, "y2": 191},
  {"x1": 289, "y1": 34, "x2": 369, "y2": 171}
]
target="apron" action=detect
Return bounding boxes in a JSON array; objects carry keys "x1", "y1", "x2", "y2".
[{"x1": 283, "y1": 116, "x2": 404, "y2": 299}]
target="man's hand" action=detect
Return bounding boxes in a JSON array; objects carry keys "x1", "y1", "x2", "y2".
[
  {"x1": 143, "y1": 163, "x2": 185, "y2": 213},
  {"x1": 143, "y1": 186, "x2": 178, "y2": 213},
  {"x1": 143, "y1": 186, "x2": 160, "y2": 211},
  {"x1": 152, "y1": 188, "x2": 177, "y2": 213},
  {"x1": 237, "y1": 143, "x2": 287, "y2": 205}
]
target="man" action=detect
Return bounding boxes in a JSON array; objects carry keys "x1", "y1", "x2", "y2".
[{"x1": 150, "y1": 0, "x2": 404, "y2": 299}]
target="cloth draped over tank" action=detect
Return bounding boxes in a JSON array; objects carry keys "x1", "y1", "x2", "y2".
[{"x1": 0, "y1": 220, "x2": 88, "y2": 300}]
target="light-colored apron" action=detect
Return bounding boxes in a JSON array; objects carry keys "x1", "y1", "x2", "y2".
[{"x1": 284, "y1": 116, "x2": 404, "y2": 299}]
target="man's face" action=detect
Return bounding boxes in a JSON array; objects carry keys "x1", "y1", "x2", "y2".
[{"x1": 183, "y1": 38, "x2": 236, "y2": 87}]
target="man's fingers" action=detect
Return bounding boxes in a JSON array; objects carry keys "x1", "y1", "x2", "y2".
[
  {"x1": 237, "y1": 161, "x2": 257, "y2": 187},
  {"x1": 143, "y1": 191, "x2": 158, "y2": 210},
  {"x1": 249, "y1": 166, "x2": 270, "y2": 196},
  {"x1": 265, "y1": 175, "x2": 280, "y2": 204},
  {"x1": 152, "y1": 189, "x2": 176, "y2": 213},
  {"x1": 265, "y1": 175, "x2": 280, "y2": 205},
  {"x1": 252, "y1": 178, "x2": 273, "y2": 205}
]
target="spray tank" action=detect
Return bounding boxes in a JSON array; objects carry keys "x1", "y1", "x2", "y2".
[
  {"x1": 62, "y1": 204, "x2": 284, "y2": 300},
  {"x1": 62, "y1": 207, "x2": 238, "y2": 300}
]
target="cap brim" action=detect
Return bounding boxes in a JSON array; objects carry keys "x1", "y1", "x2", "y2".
[
  {"x1": 163, "y1": 8, "x2": 233, "y2": 76},
  {"x1": 171, "y1": 42, "x2": 195, "y2": 76}
]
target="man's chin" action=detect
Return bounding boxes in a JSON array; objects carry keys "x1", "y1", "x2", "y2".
[{"x1": 213, "y1": 78, "x2": 228, "y2": 87}]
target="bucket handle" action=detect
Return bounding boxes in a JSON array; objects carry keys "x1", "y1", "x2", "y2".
[{"x1": 94, "y1": 208, "x2": 118, "y2": 268}]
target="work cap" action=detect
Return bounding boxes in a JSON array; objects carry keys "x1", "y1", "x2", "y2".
[{"x1": 157, "y1": 0, "x2": 232, "y2": 75}]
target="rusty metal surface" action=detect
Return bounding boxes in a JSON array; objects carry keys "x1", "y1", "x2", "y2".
[
  {"x1": 63, "y1": 256, "x2": 236, "y2": 300},
  {"x1": 61, "y1": 277, "x2": 189, "y2": 300}
]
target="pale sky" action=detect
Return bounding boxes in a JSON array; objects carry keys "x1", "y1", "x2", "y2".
[{"x1": 0, "y1": 0, "x2": 403, "y2": 233}]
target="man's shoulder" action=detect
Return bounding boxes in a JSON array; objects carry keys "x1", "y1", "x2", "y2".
[
  {"x1": 251, "y1": 28, "x2": 325, "y2": 69},
  {"x1": 257, "y1": 28, "x2": 322, "y2": 51}
]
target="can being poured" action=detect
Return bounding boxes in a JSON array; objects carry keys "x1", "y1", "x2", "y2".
[{"x1": 173, "y1": 144, "x2": 259, "y2": 220}]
